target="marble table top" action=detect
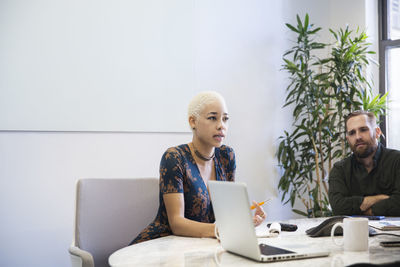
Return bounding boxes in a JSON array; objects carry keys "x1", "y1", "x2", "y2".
[{"x1": 109, "y1": 218, "x2": 400, "y2": 267}]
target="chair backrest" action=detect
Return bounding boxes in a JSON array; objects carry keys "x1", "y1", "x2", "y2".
[{"x1": 74, "y1": 178, "x2": 159, "y2": 267}]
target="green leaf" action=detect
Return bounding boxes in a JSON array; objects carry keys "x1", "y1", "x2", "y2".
[
  {"x1": 329, "y1": 28, "x2": 338, "y2": 40},
  {"x1": 308, "y1": 27, "x2": 322, "y2": 34},
  {"x1": 292, "y1": 209, "x2": 308, "y2": 217},
  {"x1": 296, "y1": 14, "x2": 303, "y2": 30},
  {"x1": 304, "y1": 13, "x2": 309, "y2": 30},
  {"x1": 286, "y1": 23, "x2": 299, "y2": 33}
]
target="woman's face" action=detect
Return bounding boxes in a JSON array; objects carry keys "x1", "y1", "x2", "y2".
[{"x1": 190, "y1": 99, "x2": 229, "y2": 148}]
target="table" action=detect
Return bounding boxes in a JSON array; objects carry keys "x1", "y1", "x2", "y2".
[{"x1": 109, "y1": 218, "x2": 400, "y2": 266}]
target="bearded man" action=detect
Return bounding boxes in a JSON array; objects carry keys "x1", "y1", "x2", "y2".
[{"x1": 328, "y1": 110, "x2": 400, "y2": 216}]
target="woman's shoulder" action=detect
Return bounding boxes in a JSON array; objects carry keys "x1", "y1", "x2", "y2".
[
  {"x1": 216, "y1": 145, "x2": 235, "y2": 160},
  {"x1": 164, "y1": 144, "x2": 190, "y2": 153},
  {"x1": 162, "y1": 144, "x2": 191, "y2": 160},
  {"x1": 218, "y1": 144, "x2": 234, "y2": 152}
]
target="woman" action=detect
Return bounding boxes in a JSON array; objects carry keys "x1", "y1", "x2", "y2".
[{"x1": 130, "y1": 91, "x2": 266, "y2": 244}]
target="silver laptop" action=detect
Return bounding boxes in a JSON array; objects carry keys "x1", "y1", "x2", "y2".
[{"x1": 208, "y1": 181, "x2": 330, "y2": 262}]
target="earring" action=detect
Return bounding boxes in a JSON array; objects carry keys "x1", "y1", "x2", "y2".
[{"x1": 192, "y1": 127, "x2": 195, "y2": 130}]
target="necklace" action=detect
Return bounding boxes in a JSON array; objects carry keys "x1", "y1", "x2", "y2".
[{"x1": 191, "y1": 143, "x2": 215, "y2": 161}]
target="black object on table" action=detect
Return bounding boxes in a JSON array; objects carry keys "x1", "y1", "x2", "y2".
[{"x1": 267, "y1": 223, "x2": 298, "y2": 232}]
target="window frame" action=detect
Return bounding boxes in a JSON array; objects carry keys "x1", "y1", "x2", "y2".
[{"x1": 379, "y1": 0, "x2": 400, "y2": 146}]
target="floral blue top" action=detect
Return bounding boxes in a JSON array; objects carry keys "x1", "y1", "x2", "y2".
[{"x1": 129, "y1": 144, "x2": 236, "y2": 244}]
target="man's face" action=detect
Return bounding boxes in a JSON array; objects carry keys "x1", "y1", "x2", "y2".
[{"x1": 346, "y1": 114, "x2": 380, "y2": 158}]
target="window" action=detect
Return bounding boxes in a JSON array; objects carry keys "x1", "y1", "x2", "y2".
[
  {"x1": 379, "y1": 0, "x2": 400, "y2": 149},
  {"x1": 388, "y1": 0, "x2": 400, "y2": 39}
]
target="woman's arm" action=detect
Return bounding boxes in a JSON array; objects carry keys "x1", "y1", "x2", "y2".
[{"x1": 163, "y1": 193, "x2": 215, "y2": 237}]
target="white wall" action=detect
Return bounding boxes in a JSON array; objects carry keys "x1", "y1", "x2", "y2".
[
  {"x1": 0, "y1": 0, "x2": 196, "y2": 132},
  {"x1": 0, "y1": 1, "x2": 379, "y2": 266}
]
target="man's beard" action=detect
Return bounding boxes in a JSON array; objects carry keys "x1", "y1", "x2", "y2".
[{"x1": 351, "y1": 141, "x2": 378, "y2": 158}]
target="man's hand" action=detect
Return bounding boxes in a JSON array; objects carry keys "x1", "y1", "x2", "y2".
[
  {"x1": 360, "y1": 194, "x2": 390, "y2": 212},
  {"x1": 362, "y1": 208, "x2": 373, "y2": 216}
]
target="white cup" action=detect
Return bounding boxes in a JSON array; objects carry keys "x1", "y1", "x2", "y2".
[{"x1": 330, "y1": 217, "x2": 369, "y2": 251}]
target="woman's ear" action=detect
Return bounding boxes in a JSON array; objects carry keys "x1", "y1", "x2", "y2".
[{"x1": 189, "y1": 116, "x2": 196, "y2": 130}]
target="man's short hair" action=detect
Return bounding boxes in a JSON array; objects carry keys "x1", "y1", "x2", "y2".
[{"x1": 345, "y1": 110, "x2": 376, "y2": 132}]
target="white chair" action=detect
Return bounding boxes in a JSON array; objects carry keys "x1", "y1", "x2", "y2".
[{"x1": 69, "y1": 178, "x2": 159, "y2": 267}]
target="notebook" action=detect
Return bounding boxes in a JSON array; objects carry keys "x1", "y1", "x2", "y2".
[
  {"x1": 208, "y1": 181, "x2": 330, "y2": 262},
  {"x1": 369, "y1": 220, "x2": 400, "y2": 231}
]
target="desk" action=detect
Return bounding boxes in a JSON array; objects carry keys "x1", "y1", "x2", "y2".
[{"x1": 109, "y1": 218, "x2": 400, "y2": 266}]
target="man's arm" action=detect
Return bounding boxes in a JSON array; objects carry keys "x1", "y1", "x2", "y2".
[
  {"x1": 360, "y1": 195, "x2": 389, "y2": 213},
  {"x1": 369, "y1": 194, "x2": 400, "y2": 216},
  {"x1": 370, "y1": 179, "x2": 400, "y2": 216},
  {"x1": 367, "y1": 152, "x2": 400, "y2": 216},
  {"x1": 328, "y1": 163, "x2": 364, "y2": 215}
]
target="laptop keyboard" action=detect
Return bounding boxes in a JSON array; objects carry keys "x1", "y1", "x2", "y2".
[{"x1": 259, "y1": 243, "x2": 296, "y2": 256}]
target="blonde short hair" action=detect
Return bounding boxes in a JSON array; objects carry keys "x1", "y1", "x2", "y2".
[{"x1": 188, "y1": 91, "x2": 226, "y2": 120}]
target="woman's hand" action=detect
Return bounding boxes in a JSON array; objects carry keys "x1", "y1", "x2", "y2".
[{"x1": 252, "y1": 200, "x2": 267, "y2": 226}]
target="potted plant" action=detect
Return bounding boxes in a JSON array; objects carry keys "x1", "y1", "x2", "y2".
[{"x1": 277, "y1": 14, "x2": 388, "y2": 217}]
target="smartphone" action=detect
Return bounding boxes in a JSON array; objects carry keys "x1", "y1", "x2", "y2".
[
  {"x1": 351, "y1": 215, "x2": 385, "y2": 220},
  {"x1": 380, "y1": 241, "x2": 400, "y2": 247}
]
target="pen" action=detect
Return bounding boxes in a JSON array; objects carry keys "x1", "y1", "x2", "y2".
[{"x1": 250, "y1": 198, "x2": 271, "y2": 210}]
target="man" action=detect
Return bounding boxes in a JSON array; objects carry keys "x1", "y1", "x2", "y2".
[{"x1": 328, "y1": 110, "x2": 400, "y2": 216}]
